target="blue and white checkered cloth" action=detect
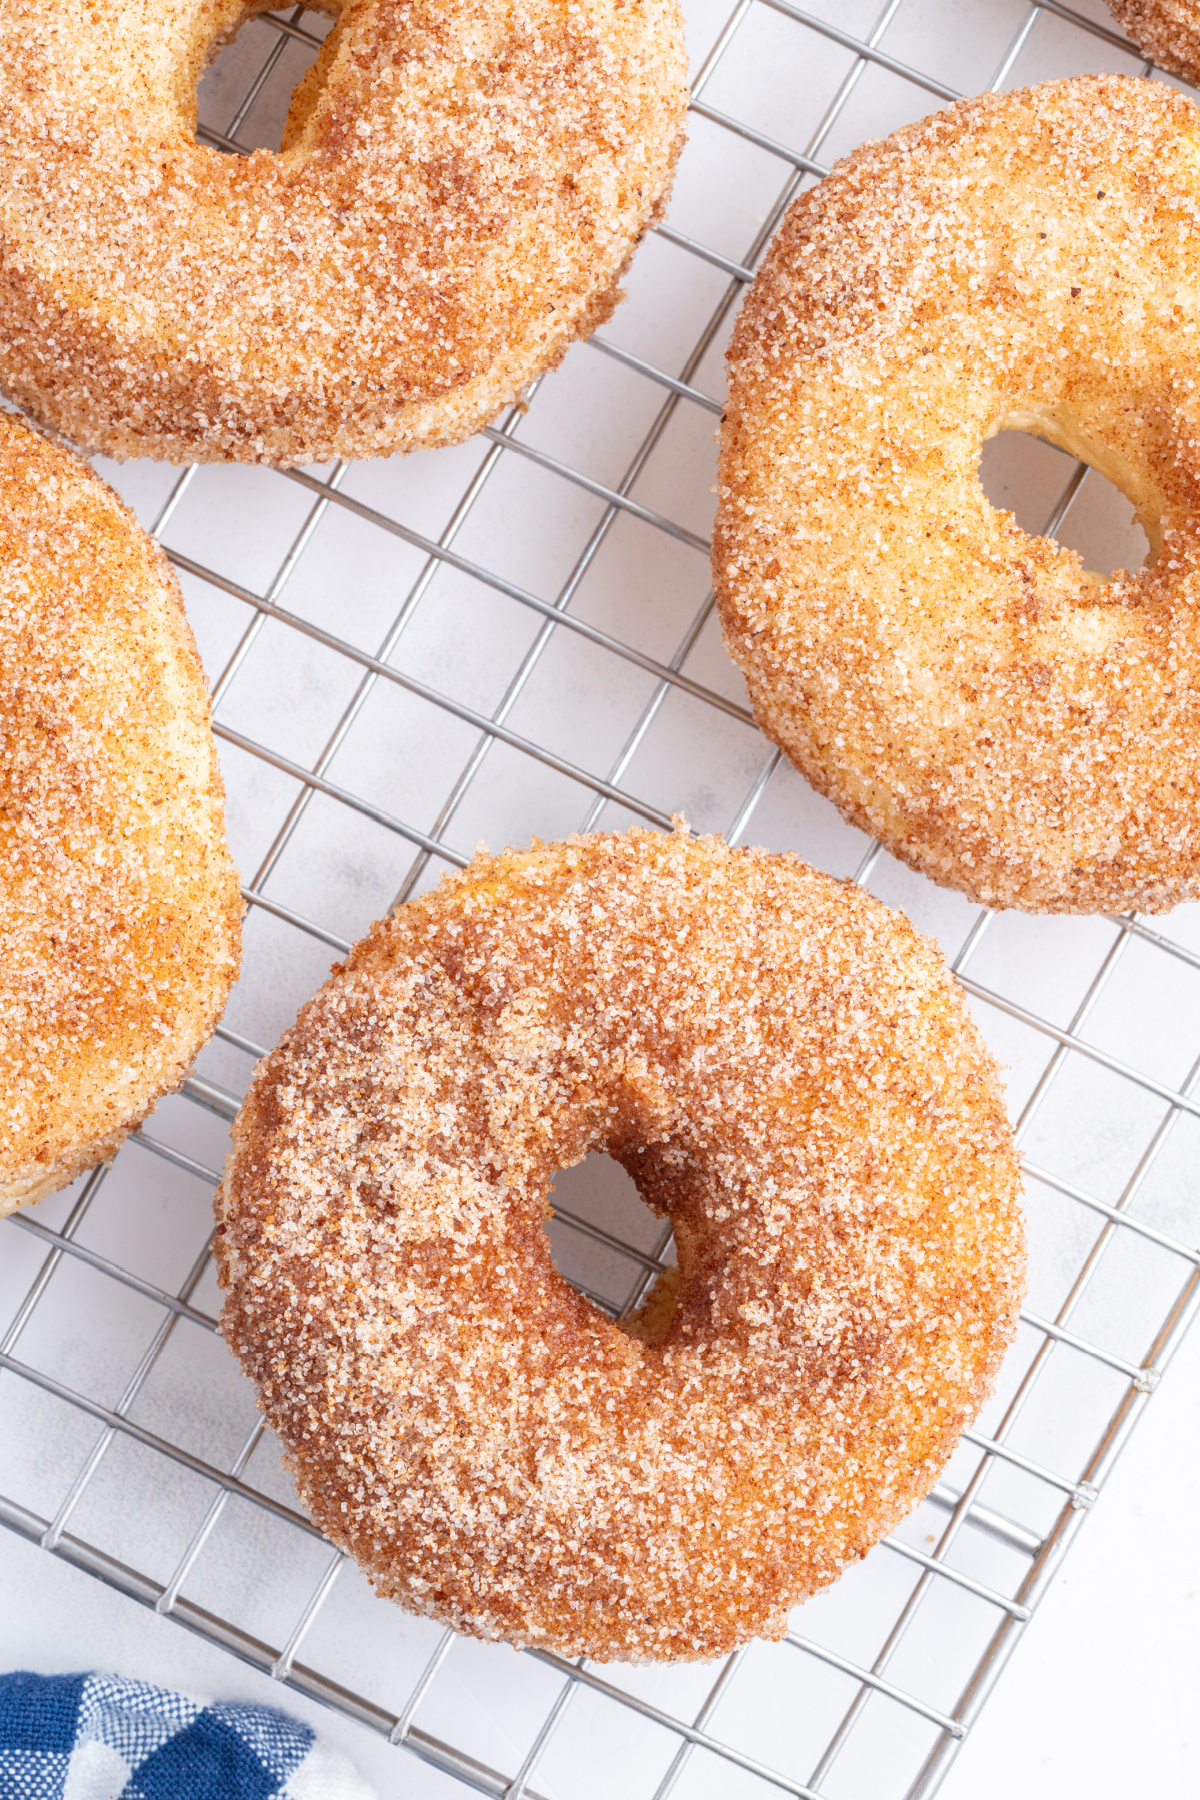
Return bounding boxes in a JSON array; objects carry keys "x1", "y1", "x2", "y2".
[{"x1": 0, "y1": 1672, "x2": 377, "y2": 1800}]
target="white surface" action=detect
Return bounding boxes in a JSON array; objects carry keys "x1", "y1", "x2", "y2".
[
  {"x1": 0, "y1": 1536, "x2": 457, "y2": 1799},
  {"x1": 941, "y1": 1314, "x2": 1200, "y2": 1800},
  {"x1": 3, "y1": 3, "x2": 1200, "y2": 1799},
  {"x1": 2, "y1": 1308, "x2": 1198, "y2": 1799}
]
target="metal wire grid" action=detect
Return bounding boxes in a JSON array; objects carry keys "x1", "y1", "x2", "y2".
[{"x1": 2, "y1": 0, "x2": 1199, "y2": 1796}]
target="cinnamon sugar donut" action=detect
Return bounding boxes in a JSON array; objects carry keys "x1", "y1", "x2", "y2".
[
  {"x1": 715, "y1": 75, "x2": 1200, "y2": 912},
  {"x1": 216, "y1": 829, "x2": 1024, "y2": 1661},
  {"x1": 1106, "y1": 2, "x2": 1200, "y2": 81},
  {"x1": 0, "y1": 416, "x2": 241, "y2": 1214},
  {"x1": 0, "y1": 0, "x2": 686, "y2": 466}
]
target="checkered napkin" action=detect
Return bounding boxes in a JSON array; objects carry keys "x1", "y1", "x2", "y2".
[{"x1": 0, "y1": 1672, "x2": 377, "y2": 1800}]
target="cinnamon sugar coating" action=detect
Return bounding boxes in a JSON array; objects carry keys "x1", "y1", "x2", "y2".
[
  {"x1": 217, "y1": 829, "x2": 1024, "y2": 1661},
  {"x1": 0, "y1": 0, "x2": 686, "y2": 466},
  {"x1": 1107, "y1": 1, "x2": 1200, "y2": 82},
  {"x1": 0, "y1": 416, "x2": 241, "y2": 1214},
  {"x1": 715, "y1": 76, "x2": 1200, "y2": 912}
]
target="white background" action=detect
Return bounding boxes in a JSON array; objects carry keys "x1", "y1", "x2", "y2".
[
  {"x1": 3, "y1": 0, "x2": 1200, "y2": 1797},
  {"x1": 3, "y1": 1313, "x2": 1197, "y2": 1798}
]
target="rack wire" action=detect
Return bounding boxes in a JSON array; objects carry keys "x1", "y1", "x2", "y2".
[{"x1": 3, "y1": 1, "x2": 1200, "y2": 1795}]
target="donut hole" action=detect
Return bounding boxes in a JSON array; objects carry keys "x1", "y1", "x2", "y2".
[
  {"x1": 193, "y1": 2, "x2": 339, "y2": 155},
  {"x1": 546, "y1": 1151, "x2": 678, "y2": 1338},
  {"x1": 979, "y1": 422, "x2": 1152, "y2": 582}
]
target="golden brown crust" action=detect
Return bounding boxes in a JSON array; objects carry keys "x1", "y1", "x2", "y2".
[
  {"x1": 217, "y1": 828, "x2": 1024, "y2": 1661},
  {"x1": 714, "y1": 75, "x2": 1200, "y2": 913},
  {"x1": 0, "y1": 414, "x2": 242, "y2": 1213},
  {"x1": 1106, "y1": 1, "x2": 1200, "y2": 81},
  {"x1": 0, "y1": 0, "x2": 687, "y2": 466}
]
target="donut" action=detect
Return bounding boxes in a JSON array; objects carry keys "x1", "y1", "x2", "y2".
[
  {"x1": 1106, "y1": 2, "x2": 1200, "y2": 81},
  {"x1": 0, "y1": 0, "x2": 686, "y2": 466},
  {"x1": 0, "y1": 416, "x2": 241, "y2": 1215},
  {"x1": 216, "y1": 828, "x2": 1024, "y2": 1661},
  {"x1": 714, "y1": 75, "x2": 1200, "y2": 913}
]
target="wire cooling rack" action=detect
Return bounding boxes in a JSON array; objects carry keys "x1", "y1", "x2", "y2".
[{"x1": 4, "y1": 1, "x2": 1200, "y2": 1795}]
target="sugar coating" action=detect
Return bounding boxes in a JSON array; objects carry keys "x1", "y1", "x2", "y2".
[
  {"x1": 216, "y1": 828, "x2": 1024, "y2": 1662},
  {"x1": 0, "y1": 0, "x2": 687, "y2": 466},
  {"x1": 0, "y1": 415, "x2": 241, "y2": 1213},
  {"x1": 715, "y1": 75, "x2": 1200, "y2": 913},
  {"x1": 1107, "y1": 1, "x2": 1200, "y2": 82}
]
